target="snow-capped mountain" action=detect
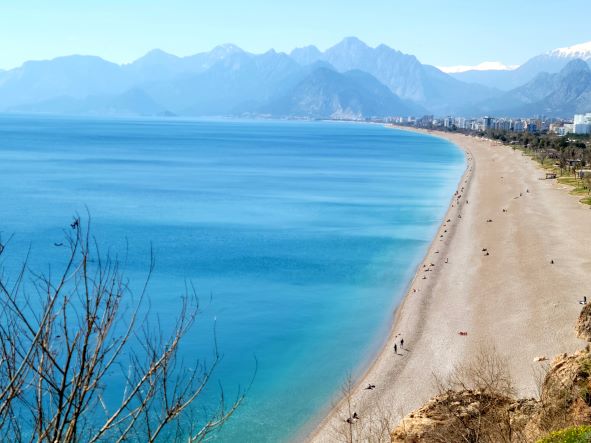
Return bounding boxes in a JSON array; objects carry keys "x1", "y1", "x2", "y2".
[
  {"x1": 548, "y1": 41, "x2": 591, "y2": 60},
  {"x1": 439, "y1": 61, "x2": 518, "y2": 74},
  {"x1": 469, "y1": 59, "x2": 591, "y2": 117},
  {"x1": 2, "y1": 37, "x2": 589, "y2": 118},
  {"x1": 451, "y1": 40, "x2": 591, "y2": 91}
]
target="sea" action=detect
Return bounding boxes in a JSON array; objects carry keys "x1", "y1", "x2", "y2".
[{"x1": 0, "y1": 115, "x2": 465, "y2": 442}]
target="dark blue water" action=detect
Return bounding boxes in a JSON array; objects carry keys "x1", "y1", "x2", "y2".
[{"x1": 0, "y1": 115, "x2": 464, "y2": 442}]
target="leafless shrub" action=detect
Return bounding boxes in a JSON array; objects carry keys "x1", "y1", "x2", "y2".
[
  {"x1": 427, "y1": 346, "x2": 523, "y2": 443},
  {"x1": 329, "y1": 371, "x2": 398, "y2": 443},
  {"x1": 359, "y1": 400, "x2": 396, "y2": 443},
  {"x1": 0, "y1": 217, "x2": 250, "y2": 442},
  {"x1": 330, "y1": 372, "x2": 357, "y2": 443},
  {"x1": 435, "y1": 346, "x2": 516, "y2": 398}
]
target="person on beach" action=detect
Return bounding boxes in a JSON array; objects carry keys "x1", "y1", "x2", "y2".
[
  {"x1": 400, "y1": 338, "x2": 404, "y2": 348},
  {"x1": 394, "y1": 343, "x2": 398, "y2": 354}
]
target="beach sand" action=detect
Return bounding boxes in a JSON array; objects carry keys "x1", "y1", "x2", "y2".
[{"x1": 307, "y1": 129, "x2": 589, "y2": 442}]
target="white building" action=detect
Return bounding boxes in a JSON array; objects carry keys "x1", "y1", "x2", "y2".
[
  {"x1": 574, "y1": 113, "x2": 591, "y2": 124},
  {"x1": 494, "y1": 120, "x2": 511, "y2": 131},
  {"x1": 482, "y1": 116, "x2": 494, "y2": 130},
  {"x1": 573, "y1": 113, "x2": 591, "y2": 134},
  {"x1": 557, "y1": 124, "x2": 574, "y2": 136},
  {"x1": 512, "y1": 120, "x2": 525, "y2": 133}
]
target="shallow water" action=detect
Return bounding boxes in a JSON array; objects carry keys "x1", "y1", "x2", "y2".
[{"x1": 0, "y1": 116, "x2": 464, "y2": 442}]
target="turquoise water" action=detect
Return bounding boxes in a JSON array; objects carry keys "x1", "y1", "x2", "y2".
[{"x1": 0, "y1": 116, "x2": 464, "y2": 442}]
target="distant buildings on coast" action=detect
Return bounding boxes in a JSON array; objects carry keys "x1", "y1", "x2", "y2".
[
  {"x1": 391, "y1": 112, "x2": 591, "y2": 136},
  {"x1": 573, "y1": 113, "x2": 591, "y2": 135}
]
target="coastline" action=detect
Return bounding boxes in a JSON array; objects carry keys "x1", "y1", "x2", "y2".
[{"x1": 306, "y1": 127, "x2": 588, "y2": 442}]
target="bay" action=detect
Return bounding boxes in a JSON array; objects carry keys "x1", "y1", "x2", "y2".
[{"x1": 0, "y1": 116, "x2": 464, "y2": 442}]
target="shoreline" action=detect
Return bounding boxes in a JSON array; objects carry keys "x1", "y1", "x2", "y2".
[
  {"x1": 302, "y1": 126, "x2": 472, "y2": 441},
  {"x1": 306, "y1": 127, "x2": 587, "y2": 442}
]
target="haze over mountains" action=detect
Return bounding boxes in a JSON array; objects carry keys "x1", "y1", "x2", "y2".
[
  {"x1": 261, "y1": 67, "x2": 426, "y2": 118},
  {"x1": 467, "y1": 59, "x2": 591, "y2": 118},
  {"x1": 1, "y1": 37, "x2": 590, "y2": 119},
  {"x1": 451, "y1": 41, "x2": 591, "y2": 91}
]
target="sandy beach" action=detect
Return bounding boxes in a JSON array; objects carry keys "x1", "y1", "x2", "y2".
[{"x1": 307, "y1": 129, "x2": 589, "y2": 442}]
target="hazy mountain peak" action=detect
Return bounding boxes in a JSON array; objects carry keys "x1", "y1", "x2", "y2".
[
  {"x1": 210, "y1": 43, "x2": 244, "y2": 57},
  {"x1": 375, "y1": 43, "x2": 397, "y2": 53},
  {"x1": 25, "y1": 54, "x2": 111, "y2": 65},
  {"x1": 325, "y1": 37, "x2": 373, "y2": 63},
  {"x1": 18, "y1": 55, "x2": 121, "y2": 73},
  {"x1": 143, "y1": 48, "x2": 175, "y2": 58},
  {"x1": 473, "y1": 55, "x2": 591, "y2": 117},
  {"x1": 290, "y1": 45, "x2": 322, "y2": 65},
  {"x1": 549, "y1": 41, "x2": 591, "y2": 60},
  {"x1": 560, "y1": 58, "x2": 591, "y2": 74},
  {"x1": 261, "y1": 64, "x2": 425, "y2": 119},
  {"x1": 258, "y1": 49, "x2": 294, "y2": 64},
  {"x1": 0, "y1": 54, "x2": 130, "y2": 108},
  {"x1": 333, "y1": 36, "x2": 371, "y2": 50},
  {"x1": 449, "y1": 40, "x2": 591, "y2": 92},
  {"x1": 6, "y1": 37, "x2": 586, "y2": 119},
  {"x1": 131, "y1": 49, "x2": 179, "y2": 66},
  {"x1": 290, "y1": 45, "x2": 320, "y2": 54}
]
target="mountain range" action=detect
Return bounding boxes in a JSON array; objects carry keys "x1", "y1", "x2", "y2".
[
  {"x1": 289, "y1": 37, "x2": 497, "y2": 114},
  {"x1": 467, "y1": 59, "x2": 591, "y2": 118},
  {"x1": 451, "y1": 41, "x2": 591, "y2": 91},
  {"x1": 260, "y1": 67, "x2": 425, "y2": 119},
  {"x1": 1, "y1": 38, "x2": 591, "y2": 119}
]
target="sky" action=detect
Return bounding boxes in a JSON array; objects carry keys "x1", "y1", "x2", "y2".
[{"x1": 1, "y1": 0, "x2": 590, "y2": 70}]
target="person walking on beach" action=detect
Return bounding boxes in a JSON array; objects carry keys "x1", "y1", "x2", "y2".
[
  {"x1": 400, "y1": 338, "x2": 404, "y2": 349},
  {"x1": 394, "y1": 343, "x2": 398, "y2": 354}
]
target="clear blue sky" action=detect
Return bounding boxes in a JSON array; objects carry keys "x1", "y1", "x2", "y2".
[{"x1": 1, "y1": 0, "x2": 590, "y2": 70}]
